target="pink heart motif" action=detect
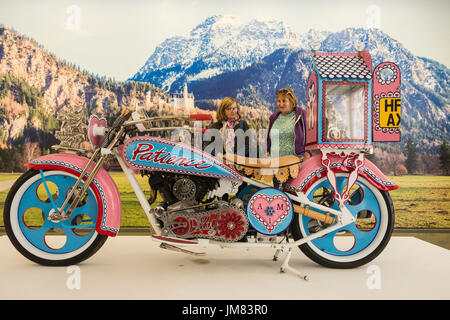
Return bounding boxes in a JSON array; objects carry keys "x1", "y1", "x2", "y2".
[
  {"x1": 88, "y1": 115, "x2": 107, "y2": 147},
  {"x1": 249, "y1": 194, "x2": 291, "y2": 233}
]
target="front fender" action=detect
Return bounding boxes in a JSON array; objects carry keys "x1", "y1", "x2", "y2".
[
  {"x1": 286, "y1": 154, "x2": 398, "y2": 193},
  {"x1": 26, "y1": 153, "x2": 122, "y2": 237}
]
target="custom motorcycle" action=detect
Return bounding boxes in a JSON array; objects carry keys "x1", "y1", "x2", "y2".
[{"x1": 3, "y1": 49, "x2": 401, "y2": 279}]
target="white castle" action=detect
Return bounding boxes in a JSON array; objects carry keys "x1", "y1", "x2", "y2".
[{"x1": 170, "y1": 83, "x2": 195, "y2": 111}]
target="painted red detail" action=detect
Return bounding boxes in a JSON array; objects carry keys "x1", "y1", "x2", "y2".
[
  {"x1": 216, "y1": 210, "x2": 246, "y2": 240},
  {"x1": 190, "y1": 114, "x2": 212, "y2": 121}
]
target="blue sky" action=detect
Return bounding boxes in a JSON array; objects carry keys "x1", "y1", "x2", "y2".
[{"x1": 0, "y1": 0, "x2": 448, "y2": 81}]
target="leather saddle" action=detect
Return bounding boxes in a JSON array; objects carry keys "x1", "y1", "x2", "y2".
[{"x1": 221, "y1": 154, "x2": 304, "y2": 183}]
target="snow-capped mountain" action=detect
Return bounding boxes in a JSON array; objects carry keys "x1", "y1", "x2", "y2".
[
  {"x1": 131, "y1": 16, "x2": 449, "y2": 150},
  {"x1": 320, "y1": 28, "x2": 448, "y2": 100},
  {"x1": 131, "y1": 15, "x2": 329, "y2": 92}
]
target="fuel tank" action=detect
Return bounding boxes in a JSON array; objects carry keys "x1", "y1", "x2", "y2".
[{"x1": 119, "y1": 136, "x2": 242, "y2": 180}]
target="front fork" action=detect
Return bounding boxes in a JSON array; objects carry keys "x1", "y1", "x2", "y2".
[{"x1": 47, "y1": 127, "x2": 126, "y2": 222}]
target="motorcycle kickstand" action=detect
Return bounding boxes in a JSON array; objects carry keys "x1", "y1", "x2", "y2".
[
  {"x1": 279, "y1": 248, "x2": 309, "y2": 281},
  {"x1": 272, "y1": 249, "x2": 282, "y2": 261}
]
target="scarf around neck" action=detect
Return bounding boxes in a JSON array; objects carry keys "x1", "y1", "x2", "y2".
[{"x1": 222, "y1": 116, "x2": 240, "y2": 154}]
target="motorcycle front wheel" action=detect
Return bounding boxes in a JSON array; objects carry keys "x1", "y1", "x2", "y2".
[
  {"x1": 3, "y1": 169, "x2": 108, "y2": 266},
  {"x1": 290, "y1": 173, "x2": 395, "y2": 269}
]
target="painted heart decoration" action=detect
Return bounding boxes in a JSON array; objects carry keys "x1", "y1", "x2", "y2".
[
  {"x1": 88, "y1": 115, "x2": 107, "y2": 148},
  {"x1": 249, "y1": 194, "x2": 292, "y2": 233}
]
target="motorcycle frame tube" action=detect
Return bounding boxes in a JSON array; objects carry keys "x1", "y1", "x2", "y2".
[
  {"x1": 112, "y1": 149, "x2": 162, "y2": 235},
  {"x1": 213, "y1": 220, "x2": 350, "y2": 250}
]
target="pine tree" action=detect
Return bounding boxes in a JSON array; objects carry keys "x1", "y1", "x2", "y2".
[
  {"x1": 438, "y1": 139, "x2": 450, "y2": 175},
  {"x1": 405, "y1": 138, "x2": 418, "y2": 174}
]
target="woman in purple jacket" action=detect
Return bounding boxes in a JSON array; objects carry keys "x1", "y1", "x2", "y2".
[{"x1": 267, "y1": 88, "x2": 307, "y2": 187}]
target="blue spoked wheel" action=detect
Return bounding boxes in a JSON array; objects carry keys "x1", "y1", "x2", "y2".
[
  {"x1": 291, "y1": 173, "x2": 394, "y2": 269},
  {"x1": 4, "y1": 169, "x2": 107, "y2": 266}
]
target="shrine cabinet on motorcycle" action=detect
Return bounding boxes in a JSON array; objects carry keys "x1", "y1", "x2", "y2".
[
  {"x1": 294, "y1": 50, "x2": 402, "y2": 205},
  {"x1": 305, "y1": 50, "x2": 401, "y2": 151}
]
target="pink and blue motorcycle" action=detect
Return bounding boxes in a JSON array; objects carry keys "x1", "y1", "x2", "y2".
[{"x1": 3, "y1": 49, "x2": 400, "y2": 278}]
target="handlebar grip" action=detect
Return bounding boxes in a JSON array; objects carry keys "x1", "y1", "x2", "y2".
[
  {"x1": 189, "y1": 114, "x2": 212, "y2": 121},
  {"x1": 112, "y1": 108, "x2": 132, "y2": 128},
  {"x1": 100, "y1": 108, "x2": 132, "y2": 148}
]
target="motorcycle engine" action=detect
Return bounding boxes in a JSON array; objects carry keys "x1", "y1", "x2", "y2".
[
  {"x1": 156, "y1": 200, "x2": 248, "y2": 242},
  {"x1": 145, "y1": 171, "x2": 248, "y2": 242},
  {"x1": 146, "y1": 172, "x2": 217, "y2": 206}
]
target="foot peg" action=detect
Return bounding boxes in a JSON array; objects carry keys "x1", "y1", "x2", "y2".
[
  {"x1": 152, "y1": 234, "x2": 206, "y2": 256},
  {"x1": 152, "y1": 234, "x2": 200, "y2": 246},
  {"x1": 159, "y1": 242, "x2": 205, "y2": 256}
]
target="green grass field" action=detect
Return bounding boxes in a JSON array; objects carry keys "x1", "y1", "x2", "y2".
[
  {"x1": 0, "y1": 173, "x2": 21, "y2": 182},
  {"x1": 388, "y1": 175, "x2": 450, "y2": 228},
  {"x1": 0, "y1": 172, "x2": 449, "y2": 229}
]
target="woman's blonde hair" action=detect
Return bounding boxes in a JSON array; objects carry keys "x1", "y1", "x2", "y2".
[
  {"x1": 276, "y1": 88, "x2": 298, "y2": 108},
  {"x1": 216, "y1": 97, "x2": 241, "y2": 122}
]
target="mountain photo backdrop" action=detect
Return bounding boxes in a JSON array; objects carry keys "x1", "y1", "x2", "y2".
[{"x1": 0, "y1": 14, "x2": 449, "y2": 174}]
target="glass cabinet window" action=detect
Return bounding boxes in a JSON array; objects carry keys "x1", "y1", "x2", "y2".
[{"x1": 324, "y1": 84, "x2": 365, "y2": 141}]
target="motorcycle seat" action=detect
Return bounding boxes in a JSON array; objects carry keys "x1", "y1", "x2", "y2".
[{"x1": 221, "y1": 154, "x2": 304, "y2": 183}]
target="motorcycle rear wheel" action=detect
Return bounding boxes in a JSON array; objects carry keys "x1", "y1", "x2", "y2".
[
  {"x1": 3, "y1": 169, "x2": 108, "y2": 266},
  {"x1": 290, "y1": 173, "x2": 395, "y2": 269}
]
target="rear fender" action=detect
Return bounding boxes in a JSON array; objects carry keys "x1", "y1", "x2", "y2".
[
  {"x1": 26, "y1": 153, "x2": 122, "y2": 237},
  {"x1": 285, "y1": 154, "x2": 398, "y2": 193}
]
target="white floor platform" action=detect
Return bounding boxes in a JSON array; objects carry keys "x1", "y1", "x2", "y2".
[{"x1": 0, "y1": 235, "x2": 449, "y2": 300}]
